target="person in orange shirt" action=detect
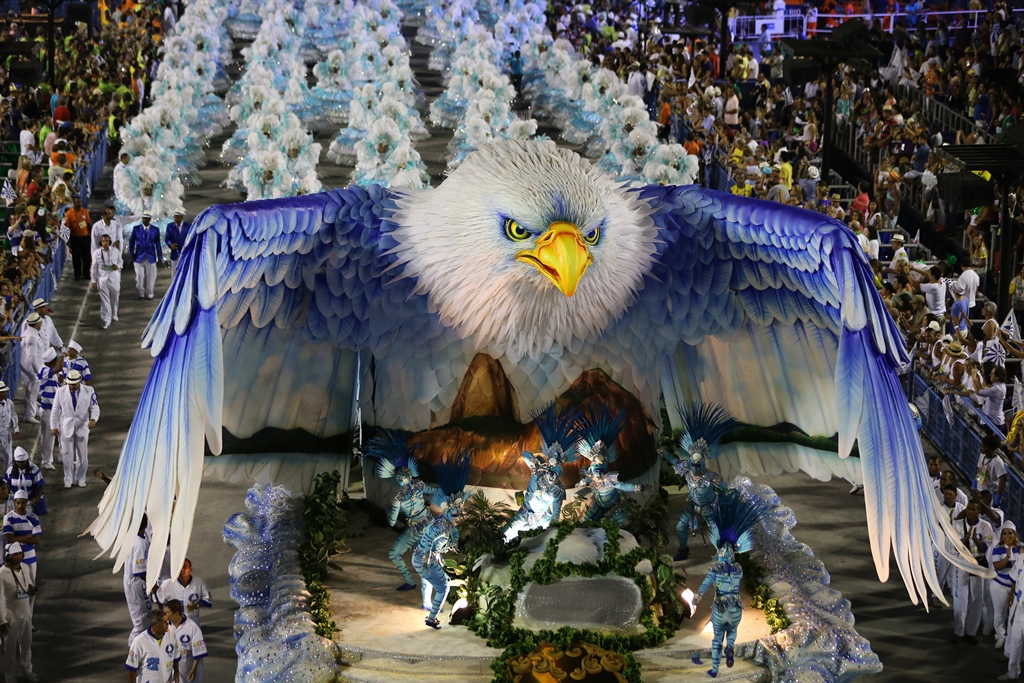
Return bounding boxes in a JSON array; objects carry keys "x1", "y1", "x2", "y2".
[
  {"x1": 63, "y1": 195, "x2": 93, "y2": 281},
  {"x1": 657, "y1": 95, "x2": 672, "y2": 141},
  {"x1": 49, "y1": 142, "x2": 76, "y2": 169},
  {"x1": 683, "y1": 131, "x2": 703, "y2": 157}
]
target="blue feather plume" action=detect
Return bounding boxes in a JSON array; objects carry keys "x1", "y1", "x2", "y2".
[
  {"x1": 706, "y1": 489, "x2": 770, "y2": 554},
  {"x1": 434, "y1": 448, "x2": 471, "y2": 498},
  {"x1": 366, "y1": 429, "x2": 419, "y2": 479},
  {"x1": 530, "y1": 402, "x2": 583, "y2": 456},
  {"x1": 577, "y1": 405, "x2": 627, "y2": 463},
  {"x1": 676, "y1": 402, "x2": 739, "y2": 460}
]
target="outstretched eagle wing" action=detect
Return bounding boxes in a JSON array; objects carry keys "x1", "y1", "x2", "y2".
[
  {"x1": 622, "y1": 184, "x2": 982, "y2": 605},
  {"x1": 88, "y1": 186, "x2": 444, "y2": 589}
]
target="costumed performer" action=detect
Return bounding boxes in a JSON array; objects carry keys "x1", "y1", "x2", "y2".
[
  {"x1": 366, "y1": 429, "x2": 441, "y2": 591},
  {"x1": 661, "y1": 402, "x2": 738, "y2": 560},
  {"x1": 691, "y1": 489, "x2": 769, "y2": 678},
  {"x1": 412, "y1": 450, "x2": 471, "y2": 629}
]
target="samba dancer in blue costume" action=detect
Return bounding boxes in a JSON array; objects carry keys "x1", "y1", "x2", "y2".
[
  {"x1": 412, "y1": 450, "x2": 471, "y2": 629},
  {"x1": 574, "y1": 408, "x2": 648, "y2": 524},
  {"x1": 661, "y1": 403, "x2": 739, "y2": 561},
  {"x1": 366, "y1": 430, "x2": 441, "y2": 592},
  {"x1": 503, "y1": 403, "x2": 579, "y2": 542},
  {"x1": 691, "y1": 490, "x2": 769, "y2": 678}
]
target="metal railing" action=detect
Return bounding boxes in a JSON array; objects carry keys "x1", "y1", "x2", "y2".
[
  {"x1": 733, "y1": 12, "x2": 807, "y2": 40},
  {"x1": 891, "y1": 82, "x2": 980, "y2": 141},
  {"x1": 908, "y1": 371, "x2": 1024, "y2": 531},
  {"x1": 0, "y1": 239, "x2": 65, "y2": 394},
  {"x1": 0, "y1": 126, "x2": 103, "y2": 393}
]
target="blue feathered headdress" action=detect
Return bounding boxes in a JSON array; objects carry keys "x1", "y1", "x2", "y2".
[
  {"x1": 676, "y1": 402, "x2": 739, "y2": 461},
  {"x1": 434, "y1": 448, "x2": 472, "y2": 500},
  {"x1": 577, "y1": 405, "x2": 627, "y2": 463},
  {"x1": 706, "y1": 489, "x2": 769, "y2": 554},
  {"x1": 366, "y1": 429, "x2": 419, "y2": 479},
  {"x1": 531, "y1": 402, "x2": 583, "y2": 461}
]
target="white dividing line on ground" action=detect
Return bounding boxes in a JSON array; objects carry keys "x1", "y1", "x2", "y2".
[{"x1": 29, "y1": 279, "x2": 92, "y2": 460}]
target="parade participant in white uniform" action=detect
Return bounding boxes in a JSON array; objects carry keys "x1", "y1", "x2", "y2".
[
  {"x1": 62, "y1": 341, "x2": 91, "y2": 385},
  {"x1": 36, "y1": 349, "x2": 61, "y2": 472},
  {"x1": 3, "y1": 491, "x2": 39, "y2": 614},
  {"x1": 91, "y1": 233, "x2": 123, "y2": 329},
  {"x1": 91, "y1": 206, "x2": 122, "y2": 252},
  {"x1": 49, "y1": 370, "x2": 99, "y2": 488},
  {"x1": 19, "y1": 299, "x2": 61, "y2": 352},
  {"x1": 126, "y1": 608, "x2": 179, "y2": 683},
  {"x1": 128, "y1": 212, "x2": 162, "y2": 300},
  {"x1": 990, "y1": 522, "x2": 1022, "y2": 650},
  {"x1": 936, "y1": 485, "x2": 965, "y2": 594},
  {"x1": 157, "y1": 559, "x2": 211, "y2": 627},
  {"x1": 18, "y1": 314, "x2": 43, "y2": 424},
  {"x1": 1003, "y1": 552, "x2": 1024, "y2": 681},
  {"x1": 953, "y1": 500, "x2": 995, "y2": 643},
  {"x1": 125, "y1": 516, "x2": 152, "y2": 647},
  {"x1": 0, "y1": 383, "x2": 19, "y2": 476},
  {"x1": 164, "y1": 599, "x2": 207, "y2": 683},
  {"x1": 0, "y1": 542, "x2": 36, "y2": 682}
]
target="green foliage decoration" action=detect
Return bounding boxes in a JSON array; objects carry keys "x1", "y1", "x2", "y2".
[
  {"x1": 464, "y1": 518, "x2": 683, "y2": 683},
  {"x1": 297, "y1": 470, "x2": 349, "y2": 638},
  {"x1": 737, "y1": 553, "x2": 791, "y2": 634}
]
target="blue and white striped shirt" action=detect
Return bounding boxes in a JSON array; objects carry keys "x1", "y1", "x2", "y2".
[
  {"x1": 990, "y1": 545, "x2": 1022, "y2": 588},
  {"x1": 63, "y1": 356, "x2": 91, "y2": 383},
  {"x1": 37, "y1": 366, "x2": 58, "y2": 412},
  {"x1": 2, "y1": 511, "x2": 40, "y2": 565}
]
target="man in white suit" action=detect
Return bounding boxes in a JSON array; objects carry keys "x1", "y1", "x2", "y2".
[
  {"x1": 19, "y1": 314, "x2": 44, "y2": 424},
  {"x1": 50, "y1": 370, "x2": 99, "y2": 488}
]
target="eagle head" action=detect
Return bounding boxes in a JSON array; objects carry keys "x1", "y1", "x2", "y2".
[{"x1": 391, "y1": 140, "x2": 659, "y2": 358}]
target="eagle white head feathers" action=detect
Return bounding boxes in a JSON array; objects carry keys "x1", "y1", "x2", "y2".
[{"x1": 391, "y1": 139, "x2": 659, "y2": 359}]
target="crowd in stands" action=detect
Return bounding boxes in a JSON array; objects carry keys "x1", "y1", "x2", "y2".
[
  {"x1": 544, "y1": 1, "x2": 1024, "y2": 665},
  {"x1": 0, "y1": 3, "x2": 165, "y2": 345},
  {"x1": 545, "y1": 1, "x2": 1024, "y2": 415}
]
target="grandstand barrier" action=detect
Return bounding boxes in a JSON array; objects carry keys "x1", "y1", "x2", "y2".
[
  {"x1": 75, "y1": 129, "x2": 108, "y2": 205},
  {"x1": 0, "y1": 126, "x2": 104, "y2": 394},
  {"x1": 907, "y1": 371, "x2": 1024, "y2": 531},
  {"x1": 0, "y1": 238, "x2": 66, "y2": 395}
]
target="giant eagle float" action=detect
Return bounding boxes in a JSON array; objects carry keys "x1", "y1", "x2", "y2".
[{"x1": 88, "y1": 139, "x2": 979, "y2": 601}]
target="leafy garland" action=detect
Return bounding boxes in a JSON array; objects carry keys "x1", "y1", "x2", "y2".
[
  {"x1": 298, "y1": 470, "x2": 349, "y2": 638},
  {"x1": 736, "y1": 552, "x2": 791, "y2": 634},
  {"x1": 466, "y1": 518, "x2": 683, "y2": 683}
]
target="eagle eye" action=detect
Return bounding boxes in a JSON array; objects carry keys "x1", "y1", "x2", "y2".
[
  {"x1": 583, "y1": 225, "x2": 601, "y2": 246},
  {"x1": 504, "y1": 218, "x2": 530, "y2": 242}
]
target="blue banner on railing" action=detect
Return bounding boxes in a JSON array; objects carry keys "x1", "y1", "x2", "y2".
[
  {"x1": 908, "y1": 373, "x2": 1024, "y2": 531},
  {"x1": 1, "y1": 240, "x2": 65, "y2": 395},
  {"x1": 0, "y1": 127, "x2": 99, "y2": 397}
]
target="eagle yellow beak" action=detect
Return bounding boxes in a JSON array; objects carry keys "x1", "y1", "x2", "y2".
[{"x1": 515, "y1": 221, "x2": 593, "y2": 297}]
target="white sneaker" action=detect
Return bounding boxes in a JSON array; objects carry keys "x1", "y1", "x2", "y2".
[
  {"x1": 849, "y1": 484, "x2": 864, "y2": 494},
  {"x1": 996, "y1": 638, "x2": 1006, "y2": 649},
  {"x1": 76, "y1": 480, "x2": 86, "y2": 488},
  {"x1": 113, "y1": 315, "x2": 119, "y2": 321},
  {"x1": 42, "y1": 464, "x2": 55, "y2": 471},
  {"x1": 22, "y1": 417, "x2": 38, "y2": 425},
  {"x1": 101, "y1": 322, "x2": 109, "y2": 330},
  {"x1": 997, "y1": 674, "x2": 1017, "y2": 681}
]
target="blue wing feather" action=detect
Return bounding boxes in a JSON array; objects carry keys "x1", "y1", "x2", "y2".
[
  {"x1": 626, "y1": 184, "x2": 980, "y2": 605},
  {"x1": 88, "y1": 187, "x2": 438, "y2": 589}
]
